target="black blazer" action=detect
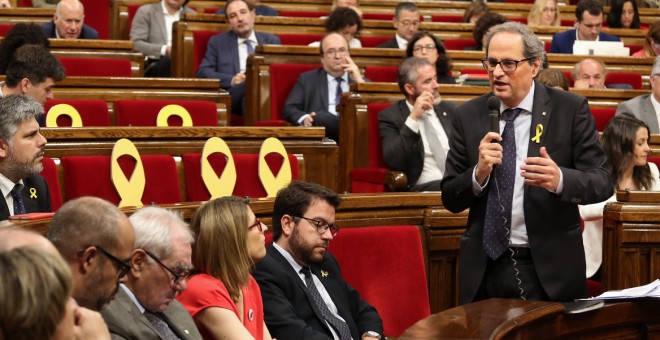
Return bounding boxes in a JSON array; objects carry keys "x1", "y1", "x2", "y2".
[
  {"x1": 253, "y1": 244, "x2": 383, "y2": 340},
  {"x1": 376, "y1": 38, "x2": 400, "y2": 49},
  {"x1": 379, "y1": 99, "x2": 457, "y2": 187},
  {"x1": 440, "y1": 82, "x2": 613, "y2": 304},
  {"x1": 0, "y1": 174, "x2": 51, "y2": 221}
]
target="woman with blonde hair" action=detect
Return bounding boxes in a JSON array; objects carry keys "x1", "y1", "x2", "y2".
[
  {"x1": 528, "y1": 0, "x2": 560, "y2": 26},
  {"x1": 177, "y1": 196, "x2": 272, "y2": 340}
]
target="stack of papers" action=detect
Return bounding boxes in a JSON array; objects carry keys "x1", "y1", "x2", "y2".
[{"x1": 582, "y1": 279, "x2": 660, "y2": 300}]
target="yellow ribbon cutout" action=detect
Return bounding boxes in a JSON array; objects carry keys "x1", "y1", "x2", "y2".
[
  {"x1": 29, "y1": 188, "x2": 37, "y2": 199},
  {"x1": 46, "y1": 104, "x2": 83, "y2": 127},
  {"x1": 201, "y1": 137, "x2": 236, "y2": 199},
  {"x1": 531, "y1": 124, "x2": 543, "y2": 144},
  {"x1": 111, "y1": 138, "x2": 146, "y2": 208},
  {"x1": 258, "y1": 137, "x2": 292, "y2": 197},
  {"x1": 321, "y1": 270, "x2": 329, "y2": 277},
  {"x1": 156, "y1": 104, "x2": 193, "y2": 127}
]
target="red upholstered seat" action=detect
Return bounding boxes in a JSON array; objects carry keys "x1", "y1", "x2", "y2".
[
  {"x1": 626, "y1": 44, "x2": 644, "y2": 55},
  {"x1": 40, "y1": 157, "x2": 62, "y2": 211},
  {"x1": 430, "y1": 15, "x2": 463, "y2": 23},
  {"x1": 561, "y1": 19, "x2": 575, "y2": 26},
  {"x1": 269, "y1": 63, "x2": 319, "y2": 121},
  {"x1": 443, "y1": 38, "x2": 477, "y2": 51},
  {"x1": 114, "y1": 99, "x2": 219, "y2": 126},
  {"x1": 44, "y1": 99, "x2": 110, "y2": 127},
  {"x1": 649, "y1": 157, "x2": 660, "y2": 174},
  {"x1": 57, "y1": 58, "x2": 133, "y2": 77},
  {"x1": 590, "y1": 107, "x2": 616, "y2": 132},
  {"x1": 0, "y1": 24, "x2": 13, "y2": 36},
  {"x1": 361, "y1": 36, "x2": 392, "y2": 48},
  {"x1": 329, "y1": 226, "x2": 430, "y2": 337},
  {"x1": 81, "y1": 0, "x2": 108, "y2": 39},
  {"x1": 193, "y1": 30, "x2": 222, "y2": 75},
  {"x1": 362, "y1": 13, "x2": 394, "y2": 20},
  {"x1": 364, "y1": 66, "x2": 398, "y2": 83},
  {"x1": 61, "y1": 155, "x2": 181, "y2": 205},
  {"x1": 127, "y1": 4, "x2": 142, "y2": 36},
  {"x1": 606, "y1": 72, "x2": 642, "y2": 90},
  {"x1": 182, "y1": 153, "x2": 300, "y2": 200},
  {"x1": 278, "y1": 10, "x2": 328, "y2": 18},
  {"x1": 277, "y1": 33, "x2": 324, "y2": 46}
]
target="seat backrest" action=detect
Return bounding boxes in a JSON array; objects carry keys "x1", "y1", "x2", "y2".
[
  {"x1": 362, "y1": 13, "x2": 394, "y2": 20},
  {"x1": 277, "y1": 33, "x2": 324, "y2": 46},
  {"x1": 61, "y1": 155, "x2": 181, "y2": 205},
  {"x1": 114, "y1": 99, "x2": 219, "y2": 126},
  {"x1": 329, "y1": 226, "x2": 430, "y2": 337},
  {"x1": 606, "y1": 72, "x2": 642, "y2": 90},
  {"x1": 193, "y1": 30, "x2": 222, "y2": 74},
  {"x1": 182, "y1": 153, "x2": 300, "y2": 201},
  {"x1": 269, "y1": 63, "x2": 319, "y2": 120},
  {"x1": 44, "y1": 99, "x2": 111, "y2": 127},
  {"x1": 443, "y1": 38, "x2": 477, "y2": 50},
  {"x1": 0, "y1": 24, "x2": 13, "y2": 37},
  {"x1": 590, "y1": 107, "x2": 616, "y2": 132},
  {"x1": 40, "y1": 157, "x2": 62, "y2": 211},
  {"x1": 361, "y1": 36, "x2": 393, "y2": 48},
  {"x1": 57, "y1": 58, "x2": 133, "y2": 77},
  {"x1": 127, "y1": 4, "x2": 142, "y2": 37},
  {"x1": 278, "y1": 10, "x2": 328, "y2": 18},
  {"x1": 80, "y1": 0, "x2": 108, "y2": 39},
  {"x1": 430, "y1": 15, "x2": 463, "y2": 23},
  {"x1": 366, "y1": 103, "x2": 392, "y2": 168},
  {"x1": 364, "y1": 66, "x2": 398, "y2": 83}
]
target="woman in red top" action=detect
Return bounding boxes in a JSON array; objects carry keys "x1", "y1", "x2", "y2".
[{"x1": 177, "y1": 197, "x2": 273, "y2": 340}]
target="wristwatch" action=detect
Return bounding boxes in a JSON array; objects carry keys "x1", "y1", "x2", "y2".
[{"x1": 361, "y1": 331, "x2": 382, "y2": 339}]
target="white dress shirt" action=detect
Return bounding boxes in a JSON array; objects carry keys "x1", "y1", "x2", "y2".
[
  {"x1": 237, "y1": 31, "x2": 258, "y2": 73},
  {"x1": 0, "y1": 173, "x2": 23, "y2": 216},
  {"x1": 403, "y1": 100, "x2": 448, "y2": 185}
]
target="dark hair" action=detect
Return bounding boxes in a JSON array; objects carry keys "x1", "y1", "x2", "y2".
[
  {"x1": 397, "y1": 57, "x2": 432, "y2": 95},
  {"x1": 5, "y1": 45, "x2": 65, "y2": 88},
  {"x1": 463, "y1": 0, "x2": 489, "y2": 23},
  {"x1": 223, "y1": 0, "x2": 254, "y2": 20},
  {"x1": 473, "y1": 12, "x2": 507, "y2": 50},
  {"x1": 642, "y1": 22, "x2": 660, "y2": 57},
  {"x1": 607, "y1": 0, "x2": 640, "y2": 29},
  {"x1": 325, "y1": 7, "x2": 362, "y2": 34},
  {"x1": 536, "y1": 69, "x2": 569, "y2": 90},
  {"x1": 406, "y1": 31, "x2": 452, "y2": 79},
  {"x1": 271, "y1": 181, "x2": 340, "y2": 241},
  {"x1": 575, "y1": 0, "x2": 603, "y2": 21},
  {"x1": 602, "y1": 113, "x2": 654, "y2": 190},
  {"x1": 395, "y1": 1, "x2": 419, "y2": 19},
  {"x1": 0, "y1": 23, "x2": 50, "y2": 74}
]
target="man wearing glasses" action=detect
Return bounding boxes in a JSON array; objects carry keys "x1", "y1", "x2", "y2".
[
  {"x1": 377, "y1": 2, "x2": 420, "y2": 50},
  {"x1": 615, "y1": 56, "x2": 660, "y2": 133},
  {"x1": 101, "y1": 206, "x2": 201, "y2": 339},
  {"x1": 441, "y1": 22, "x2": 612, "y2": 304},
  {"x1": 282, "y1": 32, "x2": 366, "y2": 143},
  {"x1": 254, "y1": 181, "x2": 383, "y2": 340},
  {"x1": 549, "y1": 0, "x2": 620, "y2": 54},
  {"x1": 47, "y1": 196, "x2": 136, "y2": 311}
]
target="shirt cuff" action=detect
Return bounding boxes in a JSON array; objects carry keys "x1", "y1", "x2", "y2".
[
  {"x1": 160, "y1": 45, "x2": 168, "y2": 57},
  {"x1": 550, "y1": 168, "x2": 564, "y2": 194},
  {"x1": 404, "y1": 116, "x2": 420, "y2": 133},
  {"x1": 297, "y1": 114, "x2": 310, "y2": 125},
  {"x1": 472, "y1": 166, "x2": 489, "y2": 195}
]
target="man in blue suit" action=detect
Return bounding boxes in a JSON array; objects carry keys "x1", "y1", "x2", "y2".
[
  {"x1": 550, "y1": 0, "x2": 619, "y2": 54},
  {"x1": 197, "y1": 0, "x2": 280, "y2": 116},
  {"x1": 40, "y1": 0, "x2": 98, "y2": 39}
]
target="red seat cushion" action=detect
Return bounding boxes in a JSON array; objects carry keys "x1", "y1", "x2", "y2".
[
  {"x1": 277, "y1": 33, "x2": 324, "y2": 46},
  {"x1": 444, "y1": 38, "x2": 477, "y2": 51},
  {"x1": 591, "y1": 107, "x2": 616, "y2": 132},
  {"x1": 44, "y1": 99, "x2": 110, "y2": 127},
  {"x1": 351, "y1": 103, "x2": 392, "y2": 192},
  {"x1": 278, "y1": 10, "x2": 328, "y2": 18},
  {"x1": 182, "y1": 153, "x2": 300, "y2": 201},
  {"x1": 194, "y1": 30, "x2": 223, "y2": 75},
  {"x1": 606, "y1": 72, "x2": 642, "y2": 90},
  {"x1": 362, "y1": 13, "x2": 394, "y2": 20},
  {"x1": 58, "y1": 58, "x2": 133, "y2": 77},
  {"x1": 40, "y1": 157, "x2": 62, "y2": 211},
  {"x1": 269, "y1": 63, "x2": 319, "y2": 120},
  {"x1": 114, "y1": 99, "x2": 219, "y2": 126},
  {"x1": 364, "y1": 66, "x2": 398, "y2": 83},
  {"x1": 430, "y1": 15, "x2": 463, "y2": 23},
  {"x1": 61, "y1": 155, "x2": 181, "y2": 205},
  {"x1": 361, "y1": 36, "x2": 392, "y2": 48},
  {"x1": 0, "y1": 24, "x2": 13, "y2": 36}
]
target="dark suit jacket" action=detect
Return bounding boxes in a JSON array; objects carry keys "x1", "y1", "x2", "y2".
[
  {"x1": 379, "y1": 99, "x2": 457, "y2": 187},
  {"x1": 0, "y1": 174, "x2": 51, "y2": 221},
  {"x1": 196, "y1": 30, "x2": 281, "y2": 88},
  {"x1": 376, "y1": 38, "x2": 400, "y2": 49},
  {"x1": 253, "y1": 244, "x2": 383, "y2": 340},
  {"x1": 549, "y1": 29, "x2": 621, "y2": 54},
  {"x1": 41, "y1": 21, "x2": 99, "y2": 39},
  {"x1": 101, "y1": 288, "x2": 201, "y2": 340},
  {"x1": 440, "y1": 82, "x2": 613, "y2": 304}
]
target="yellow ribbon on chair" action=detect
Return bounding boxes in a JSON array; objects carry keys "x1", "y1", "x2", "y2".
[
  {"x1": 111, "y1": 138, "x2": 145, "y2": 208},
  {"x1": 259, "y1": 137, "x2": 292, "y2": 197},
  {"x1": 156, "y1": 104, "x2": 193, "y2": 127},
  {"x1": 45, "y1": 104, "x2": 83, "y2": 127},
  {"x1": 201, "y1": 137, "x2": 236, "y2": 199}
]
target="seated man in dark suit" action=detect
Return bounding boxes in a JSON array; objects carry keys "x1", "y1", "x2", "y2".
[
  {"x1": 376, "y1": 2, "x2": 420, "y2": 50},
  {"x1": 550, "y1": 0, "x2": 619, "y2": 54},
  {"x1": 282, "y1": 32, "x2": 366, "y2": 143},
  {"x1": 1, "y1": 44, "x2": 65, "y2": 106},
  {"x1": 102, "y1": 207, "x2": 201, "y2": 339},
  {"x1": 0, "y1": 95, "x2": 51, "y2": 221},
  {"x1": 379, "y1": 57, "x2": 457, "y2": 191},
  {"x1": 40, "y1": 0, "x2": 99, "y2": 39},
  {"x1": 253, "y1": 181, "x2": 383, "y2": 340},
  {"x1": 215, "y1": 0, "x2": 278, "y2": 16},
  {"x1": 197, "y1": 0, "x2": 281, "y2": 117}
]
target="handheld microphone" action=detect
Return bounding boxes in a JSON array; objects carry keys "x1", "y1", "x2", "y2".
[{"x1": 487, "y1": 96, "x2": 501, "y2": 135}]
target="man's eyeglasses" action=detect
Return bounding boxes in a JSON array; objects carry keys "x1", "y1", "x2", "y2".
[
  {"x1": 412, "y1": 44, "x2": 436, "y2": 53},
  {"x1": 651, "y1": 40, "x2": 660, "y2": 49},
  {"x1": 293, "y1": 215, "x2": 339, "y2": 237},
  {"x1": 399, "y1": 20, "x2": 421, "y2": 27},
  {"x1": 481, "y1": 57, "x2": 534, "y2": 73},
  {"x1": 144, "y1": 250, "x2": 191, "y2": 284},
  {"x1": 249, "y1": 218, "x2": 264, "y2": 232},
  {"x1": 323, "y1": 48, "x2": 348, "y2": 57},
  {"x1": 78, "y1": 245, "x2": 131, "y2": 279}
]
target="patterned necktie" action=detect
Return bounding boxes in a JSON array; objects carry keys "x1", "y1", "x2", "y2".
[
  {"x1": 10, "y1": 184, "x2": 25, "y2": 215},
  {"x1": 335, "y1": 77, "x2": 344, "y2": 105},
  {"x1": 483, "y1": 108, "x2": 522, "y2": 260},
  {"x1": 245, "y1": 40, "x2": 255, "y2": 55},
  {"x1": 144, "y1": 310, "x2": 179, "y2": 340},
  {"x1": 300, "y1": 267, "x2": 352, "y2": 340},
  {"x1": 423, "y1": 112, "x2": 446, "y2": 173}
]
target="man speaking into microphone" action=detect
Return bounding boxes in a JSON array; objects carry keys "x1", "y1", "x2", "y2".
[{"x1": 440, "y1": 22, "x2": 612, "y2": 304}]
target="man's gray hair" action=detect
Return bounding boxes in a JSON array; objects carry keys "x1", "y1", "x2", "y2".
[
  {"x1": 395, "y1": 2, "x2": 419, "y2": 19},
  {"x1": 652, "y1": 55, "x2": 660, "y2": 76},
  {"x1": 0, "y1": 95, "x2": 43, "y2": 144},
  {"x1": 129, "y1": 206, "x2": 194, "y2": 259},
  {"x1": 397, "y1": 57, "x2": 432, "y2": 95},
  {"x1": 485, "y1": 22, "x2": 546, "y2": 72},
  {"x1": 573, "y1": 57, "x2": 606, "y2": 80}
]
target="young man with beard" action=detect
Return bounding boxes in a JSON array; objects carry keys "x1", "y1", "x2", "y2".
[
  {"x1": 0, "y1": 95, "x2": 50, "y2": 220},
  {"x1": 253, "y1": 181, "x2": 383, "y2": 340},
  {"x1": 379, "y1": 57, "x2": 457, "y2": 191}
]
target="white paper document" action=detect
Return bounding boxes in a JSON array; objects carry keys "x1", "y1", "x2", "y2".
[{"x1": 582, "y1": 279, "x2": 660, "y2": 300}]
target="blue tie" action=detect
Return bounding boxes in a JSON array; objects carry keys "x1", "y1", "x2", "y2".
[
  {"x1": 335, "y1": 77, "x2": 343, "y2": 105},
  {"x1": 483, "y1": 108, "x2": 521, "y2": 260},
  {"x1": 245, "y1": 40, "x2": 255, "y2": 55},
  {"x1": 301, "y1": 267, "x2": 352, "y2": 340},
  {"x1": 10, "y1": 184, "x2": 25, "y2": 215}
]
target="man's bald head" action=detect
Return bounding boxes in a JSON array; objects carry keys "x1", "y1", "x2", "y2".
[
  {"x1": 0, "y1": 224, "x2": 59, "y2": 255},
  {"x1": 54, "y1": 0, "x2": 85, "y2": 39}
]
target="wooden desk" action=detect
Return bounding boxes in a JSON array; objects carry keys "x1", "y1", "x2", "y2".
[{"x1": 400, "y1": 298, "x2": 660, "y2": 339}]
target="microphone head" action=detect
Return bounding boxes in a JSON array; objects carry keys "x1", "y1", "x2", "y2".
[{"x1": 487, "y1": 96, "x2": 501, "y2": 112}]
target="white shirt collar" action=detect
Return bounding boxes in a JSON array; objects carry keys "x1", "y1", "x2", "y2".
[
  {"x1": 0, "y1": 173, "x2": 23, "y2": 200},
  {"x1": 120, "y1": 283, "x2": 147, "y2": 314},
  {"x1": 238, "y1": 31, "x2": 258, "y2": 45},
  {"x1": 501, "y1": 81, "x2": 535, "y2": 113},
  {"x1": 326, "y1": 72, "x2": 348, "y2": 83},
  {"x1": 395, "y1": 34, "x2": 408, "y2": 50},
  {"x1": 272, "y1": 242, "x2": 305, "y2": 273},
  {"x1": 575, "y1": 28, "x2": 599, "y2": 42}
]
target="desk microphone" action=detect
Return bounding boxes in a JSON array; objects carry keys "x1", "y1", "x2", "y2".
[{"x1": 488, "y1": 96, "x2": 501, "y2": 136}]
